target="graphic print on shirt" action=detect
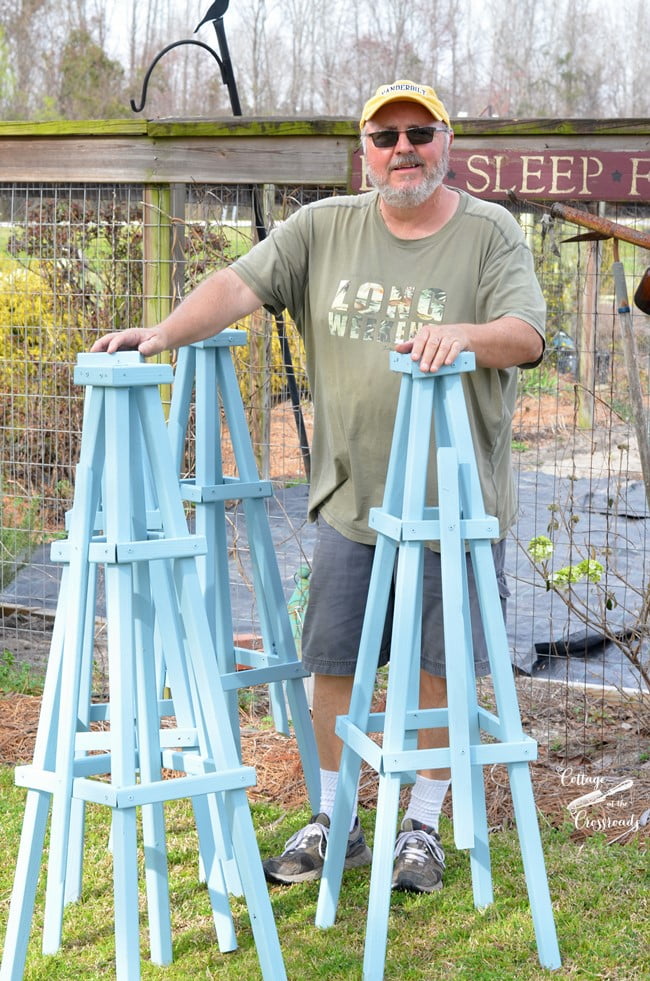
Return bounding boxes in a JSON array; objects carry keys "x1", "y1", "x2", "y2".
[{"x1": 328, "y1": 280, "x2": 447, "y2": 344}]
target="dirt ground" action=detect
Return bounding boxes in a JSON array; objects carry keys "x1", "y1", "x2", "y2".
[
  {"x1": 514, "y1": 387, "x2": 645, "y2": 480},
  {"x1": 1, "y1": 397, "x2": 649, "y2": 846}
]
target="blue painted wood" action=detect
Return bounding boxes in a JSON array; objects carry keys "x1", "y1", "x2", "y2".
[
  {"x1": 168, "y1": 333, "x2": 320, "y2": 811},
  {"x1": 316, "y1": 353, "x2": 561, "y2": 978},
  {"x1": 0, "y1": 353, "x2": 286, "y2": 981},
  {"x1": 63, "y1": 563, "x2": 98, "y2": 908}
]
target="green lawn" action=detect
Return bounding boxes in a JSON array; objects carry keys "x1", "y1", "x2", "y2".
[{"x1": 0, "y1": 766, "x2": 647, "y2": 980}]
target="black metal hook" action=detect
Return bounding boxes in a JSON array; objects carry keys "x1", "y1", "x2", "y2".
[
  {"x1": 130, "y1": 39, "x2": 225, "y2": 114},
  {"x1": 195, "y1": 6, "x2": 241, "y2": 116}
]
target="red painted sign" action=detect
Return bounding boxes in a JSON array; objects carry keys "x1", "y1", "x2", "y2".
[{"x1": 350, "y1": 147, "x2": 650, "y2": 202}]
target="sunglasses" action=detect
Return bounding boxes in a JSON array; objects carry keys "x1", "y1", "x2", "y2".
[{"x1": 366, "y1": 125, "x2": 450, "y2": 148}]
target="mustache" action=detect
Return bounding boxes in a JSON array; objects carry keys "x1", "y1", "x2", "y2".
[{"x1": 388, "y1": 153, "x2": 422, "y2": 170}]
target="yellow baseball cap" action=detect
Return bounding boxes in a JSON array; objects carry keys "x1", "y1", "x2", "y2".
[{"x1": 360, "y1": 79, "x2": 451, "y2": 130}]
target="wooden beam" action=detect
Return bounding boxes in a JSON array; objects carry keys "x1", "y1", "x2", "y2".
[
  {"x1": 0, "y1": 117, "x2": 648, "y2": 189},
  {"x1": 0, "y1": 135, "x2": 352, "y2": 185}
]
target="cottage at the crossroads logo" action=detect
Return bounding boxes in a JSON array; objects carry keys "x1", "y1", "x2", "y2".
[{"x1": 560, "y1": 767, "x2": 649, "y2": 842}]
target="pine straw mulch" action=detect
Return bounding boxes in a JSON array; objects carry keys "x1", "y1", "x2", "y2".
[{"x1": 2, "y1": 680, "x2": 648, "y2": 848}]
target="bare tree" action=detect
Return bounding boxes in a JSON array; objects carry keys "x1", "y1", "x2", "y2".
[
  {"x1": 481, "y1": 0, "x2": 554, "y2": 116},
  {"x1": 600, "y1": 0, "x2": 650, "y2": 117},
  {"x1": 1, "y1": 0, "x2": 648, "y2": 121},
  {"x1": 0, "y1": 0, "x2": 53, "y2": 118},
  {"x1": 227, "y1": 0, "x2": 284, "y2": 114}
]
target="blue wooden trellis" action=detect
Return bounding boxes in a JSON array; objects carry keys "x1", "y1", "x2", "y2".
[
  {"x1": 315, "y1": 353, "x2": 562, "y2": 979},
  {"x1": 0, "y1": 352, "x2": 288, "y2": 980},
  {"x1": 166, "y1": 331, "x2": 319, "y2": 808}
]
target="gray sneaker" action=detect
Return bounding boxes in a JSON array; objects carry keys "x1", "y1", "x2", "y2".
[
  {"x1": 263, "y1": 812, "x2": 372, "y2": 884},
  {"x1": 392, "y1": 818, "x2": 446, "y2": 893}
]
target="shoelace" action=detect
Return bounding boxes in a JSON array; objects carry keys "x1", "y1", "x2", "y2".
[
  {"x1": 393, "y1": 828, "x2": 446, "y2": 869},
  {"x1": 283, "y1": 820, "x2": 329, "y2": 858}
]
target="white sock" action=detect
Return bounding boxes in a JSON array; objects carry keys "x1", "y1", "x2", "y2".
[
  {"x1": 404, "y1": 775, "x2": 450, "y2": 832},
  {"x1": 319, "y1": 768, "x2": 359, "y2": 832}
]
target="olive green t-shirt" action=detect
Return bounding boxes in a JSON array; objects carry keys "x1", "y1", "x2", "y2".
[{"x1": 233, "y1": 188, "x2": 545, "y2": 545}]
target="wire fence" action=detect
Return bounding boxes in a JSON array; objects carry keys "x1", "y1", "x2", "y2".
[{"x1": 0, "y1": 179, "x2": 648, "y2": 769}]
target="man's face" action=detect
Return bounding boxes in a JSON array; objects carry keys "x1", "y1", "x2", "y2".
[{"x1": 363, "y1": 101, "x2": 451, "y2": 208}]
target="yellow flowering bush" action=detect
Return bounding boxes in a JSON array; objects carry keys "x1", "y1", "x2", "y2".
[
  {"x1": 0, "y1": 257, "x2": 87, "y2": 383},
  {"x1": 0, "y1": 257, "x2": 86, "y2": 524},
  {"x1": 0, "y1": 258, "x2": 56, "y2": 365}
]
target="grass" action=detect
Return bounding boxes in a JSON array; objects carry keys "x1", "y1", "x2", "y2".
[{"x1": 0, "y1": 768, "x2": 647, "y2": 980}]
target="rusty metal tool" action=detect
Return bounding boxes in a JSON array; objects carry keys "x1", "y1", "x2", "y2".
[{"x1": 549, "y1": 201, "x2": 650, "y2": 252}]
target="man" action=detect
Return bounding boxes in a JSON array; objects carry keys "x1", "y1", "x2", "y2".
[{"x1": 92, "y1": 80, "x2": 545, "y2": 895}]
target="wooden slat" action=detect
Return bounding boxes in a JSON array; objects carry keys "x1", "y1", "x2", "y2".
[{"x1": 0, "y1": 135, "x2": 352, "y2": 184}]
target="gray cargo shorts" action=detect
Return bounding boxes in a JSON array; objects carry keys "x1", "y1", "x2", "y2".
[{"x1": 301, "y1": 516, "x2": 509, "y2": 679}]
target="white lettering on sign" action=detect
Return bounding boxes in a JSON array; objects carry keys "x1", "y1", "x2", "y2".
[
  {"x1": 579, "y1": 156, "x2": 603, "y2": 195},
  {"x1": 461, "y1": 152, "x2": 617, "y2": 197},
  {"x1": 352, "y1": 147, "x2": 649, "y2": 201},
  {"x1": 630, "y1": 158, "x2": 650, "y2": 196}
]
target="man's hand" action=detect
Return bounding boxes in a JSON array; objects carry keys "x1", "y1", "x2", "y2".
[
  {"x1": 396, "y1": 324, "x2": 469, "y2": 373},
  {"x1": 91, "y1": 327, "x2": 168, "y2": 357},
  {"x1": 396, "y1": 317, "x2": 544, "y2": 372}
]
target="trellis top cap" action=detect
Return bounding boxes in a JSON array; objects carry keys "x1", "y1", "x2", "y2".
[{"x1": 360, "y1": 80, "x2": 451, "y2": 130}]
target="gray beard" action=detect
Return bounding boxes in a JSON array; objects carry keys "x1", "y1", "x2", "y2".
[{"x1": 367, "y1": 144, "x2": 450, "y2": 208}]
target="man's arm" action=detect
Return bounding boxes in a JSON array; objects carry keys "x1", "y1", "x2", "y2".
[
  {"x1": 91, "y1": 268, "x2": 263, "y2": 356},
  {"x1": 395, "y1": 316, "x2": 544, "y2": 374}
]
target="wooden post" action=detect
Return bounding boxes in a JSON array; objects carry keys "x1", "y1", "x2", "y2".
[
  {"x1": 143, "y1": 185, "x2": 173, "y2": 411},
  {"x1": 170, "y1": 183, "x2": 186, "y2": 311},
  {"x1": 247, "y1": 185, "x2": 274, "y2": 478},
  {"x1": 577, "y1": 239, "x2": 600, "y2": 429}
]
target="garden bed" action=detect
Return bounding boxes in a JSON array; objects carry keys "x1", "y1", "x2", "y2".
[{"x1": 1, "y1": 680, "x2": 648, "y2": 847}]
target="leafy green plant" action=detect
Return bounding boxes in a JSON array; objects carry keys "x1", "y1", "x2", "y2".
[
  {"x1": 525, "y1": 523, "x2": 650, "y2": 690},
  {"x1": 0, "y1": 649, "x2": 44, "y2": 694},
  {"x1": 528, "y1": 535, "x2": 604, "y2": 588},
  {"x1": 517, "y1": 362, "x2": 558, "y2": 398}
]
